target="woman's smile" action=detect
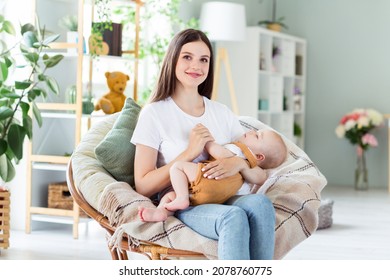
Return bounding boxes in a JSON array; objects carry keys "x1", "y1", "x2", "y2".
[{"x1": 186, "y1": 71, "x2": 202, "y2": 78}]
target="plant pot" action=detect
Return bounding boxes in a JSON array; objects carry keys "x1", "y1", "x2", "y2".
[
  {"x1": 267, "y1": 23, "x2": 282, "y2": 32},
  {"x1": 67, "y1": 31, "x2": 86, "y2": 54},
  {"x1": 82, "y1": 98, "x2": 95, "y2": 115},
  {"x1": 88, "y1": 33, "x2": 109, "y2": 56},
  {"x1": 66, "y1": 31, "x2": 78, "y2": 54}
]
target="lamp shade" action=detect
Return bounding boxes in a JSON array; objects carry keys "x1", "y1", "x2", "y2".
[{"x1": 200, "y1": 1, "x2": 246, "y2": 42}]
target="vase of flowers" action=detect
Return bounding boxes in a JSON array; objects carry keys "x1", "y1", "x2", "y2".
[
  {"x1": 355, "y1": 149, "x2": 368, "y2": 190},
  {"x1": 335, "y1": 108, "x2": 384, "y2": 190}
]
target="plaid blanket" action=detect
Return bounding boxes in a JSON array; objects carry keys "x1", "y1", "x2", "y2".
[
  {"x1": 98, "y1": 182, "x2": 218, "y2": 259},
  {"x1": 96, "y1": 116, "x2": 327, "y2": 259}
]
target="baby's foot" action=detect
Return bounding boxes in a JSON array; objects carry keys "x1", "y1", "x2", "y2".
[
  {"x1": 138, "y1": 206, "x2": 168, "y2": 222},
  {"x1": 164, "y1": 198, "x2": 190, "y2": 211}
]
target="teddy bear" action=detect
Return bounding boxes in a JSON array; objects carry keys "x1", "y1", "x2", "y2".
[{"x1": 95, "y1": 71, "x2": 130, "y2": 114}]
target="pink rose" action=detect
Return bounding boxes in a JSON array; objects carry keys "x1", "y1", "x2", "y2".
[
  {"x1": 351, "y1": 113, "x2": 360, "y2": 121},
  {"x1": 362, "y1": 133, "x2": 378, "y2": 147},
  {"x1": 340, "y1": 115, "x2": 348, "y2": 124}
]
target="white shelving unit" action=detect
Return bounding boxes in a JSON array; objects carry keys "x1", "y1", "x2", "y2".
[
  {"x1": 225, "y1": 26, "x2": 307, "y2": 148},
  {"x1": 25, "y1": 0, "x2": 142, "y2": 239}
]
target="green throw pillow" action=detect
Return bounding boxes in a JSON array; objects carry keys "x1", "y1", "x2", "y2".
[{"x1": 94, "y1": 97, "x2": 141, "y2": 186}]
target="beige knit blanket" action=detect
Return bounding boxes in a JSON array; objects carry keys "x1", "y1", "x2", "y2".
[
  {"x1": 97, "y1": 116, "x2": 327, "y2": 260},
  {"x1": 98, "y1": 182, "x2": 218, "y2": 259}
]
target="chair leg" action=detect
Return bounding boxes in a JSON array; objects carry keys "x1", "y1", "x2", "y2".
[
  {"x1": 108, "y1": 244, "x2": 120, "y2": 260},
  {"x1": 107, "y1": 241, "x2": 129, "y2": 260},
  {"x1": 119, "y1": 250, "x2": 128, "y2": 260},
  {"x1": 108, "y1": 248, "x2": 119, "y2": 261}
]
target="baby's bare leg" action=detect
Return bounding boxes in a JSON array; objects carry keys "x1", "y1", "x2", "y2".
[
  {"x1": 165, "y1": 161, "x2": 199, "y2": 211},
  {"x1": 138, "y1": 192, "x2": 175, "y2": 222}
]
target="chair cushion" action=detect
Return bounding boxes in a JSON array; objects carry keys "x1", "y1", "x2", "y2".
[{"x1": 94, "y1": 98, "x2": 141, "y2": 186}]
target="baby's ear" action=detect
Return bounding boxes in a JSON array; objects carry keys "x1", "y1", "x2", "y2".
[{"x1": 256, "y1": 153, "x2": 265, "y2": 161}]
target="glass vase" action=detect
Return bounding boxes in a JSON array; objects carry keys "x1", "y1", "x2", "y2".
[{"x1": 354, "y1": 150, "x2": 368, "y2": 191}]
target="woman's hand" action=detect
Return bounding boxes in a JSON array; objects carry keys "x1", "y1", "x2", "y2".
[
  {"x1": 202, "y1": 156, "x2": 247, "y2": 180},
  {"x1": 186, "y1": 123, "x2": 214, "y2": 160}
]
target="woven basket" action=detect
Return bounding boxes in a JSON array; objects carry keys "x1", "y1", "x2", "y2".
[
  {"x1": 48, "y1": 182, "x2": 88, "y2": 217},
  {"x1": 317, "y1": 199, "x2": 334, "y2": 229},
  {"x1": 0, "y1": 189, "x2": 10, "y2": 249}
]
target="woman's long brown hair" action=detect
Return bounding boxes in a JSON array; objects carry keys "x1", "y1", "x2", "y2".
[{"x1": 150, "y1": 29, "x2": 214, "y2": 102}]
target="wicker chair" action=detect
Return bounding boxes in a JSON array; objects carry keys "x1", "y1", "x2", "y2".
[
  {"x1": 66, "y1": 160, "x2": 205, "y2": 260},
  {"x1": 67, "y1": 111, "x2": 327, "y2": 260}
]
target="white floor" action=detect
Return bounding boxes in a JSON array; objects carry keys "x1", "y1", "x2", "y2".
[
  {"x1": 1, "y1": 222, "x2": 112, "y2": 260},
  {"x1": 1, "y1": 185, "x2": 390, "y2": 260},
  {"x1": 284, "y1": 185, "x2": 390, "y2": 260}
]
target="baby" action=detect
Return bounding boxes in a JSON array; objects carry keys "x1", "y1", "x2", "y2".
[{"x1": 138, "y1": 128, "x2": 287, "y2": 222}]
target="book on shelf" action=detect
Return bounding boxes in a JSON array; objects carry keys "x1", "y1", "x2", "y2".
[{"x1": 103, "y1": 23, "x2": 122, "y2": 56}]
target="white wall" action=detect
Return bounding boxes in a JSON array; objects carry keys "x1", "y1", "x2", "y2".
[
  {"x1": 277, "y1": 0, "x2": 390, "y2": 188},
  {"x1": 180, "y1": 0, "x2": 272, "y2": 26}
]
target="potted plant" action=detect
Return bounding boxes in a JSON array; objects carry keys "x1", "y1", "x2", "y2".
[
  {"x1": 58, "y1": 14, "x2": 78, "y2": 32},
  {"x1": 258, "y1": 0, "x2": 288, "y2": 32},
  {"x1": 58, "y1": 14, "x2": 81, "y2": 54},
  {"x1": 0, "y1": 15, "x2": 64, "y2": 183},
  {"x1": 293, "y1": 122, "x2": 302, "y2": 144},
  {"x1": 89, "y1": 0, "x2": 113, "y2": 56}
]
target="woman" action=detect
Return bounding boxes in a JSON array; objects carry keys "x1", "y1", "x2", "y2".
[{"x1": 131, "y1": 29, "x2": 275, "y2": 260}]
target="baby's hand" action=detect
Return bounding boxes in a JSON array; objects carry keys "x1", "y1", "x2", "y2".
[{"x1": 187, "y1": 124, "x2": 214, "y2": 159}]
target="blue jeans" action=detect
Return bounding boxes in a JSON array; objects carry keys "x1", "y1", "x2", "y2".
[{"x1": 175, "y1": 194, "x2": 275, "y2": 260}]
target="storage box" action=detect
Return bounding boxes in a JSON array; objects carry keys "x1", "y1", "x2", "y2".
[
  {"x1": 0, "y1": 189, "x2": 10, "y2": 249},
  {"x1": 48, "y1": 182, "x2": 88, "y2": 217},
  {"x1": 317, "y1": 199, "x2": 334, "y2": 230}
]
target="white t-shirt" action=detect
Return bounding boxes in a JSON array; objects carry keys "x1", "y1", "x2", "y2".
[{"x1": 131, "y1": 96, "x2": 243, "y2": 168}]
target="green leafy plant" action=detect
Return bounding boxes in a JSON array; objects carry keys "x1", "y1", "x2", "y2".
[
  {"x1": 0, "y1": 15, "x2": 64, "y2": 183},
  {"x1": 294, "y1": 122, "x2": 302, "y2": 138},
  {"x1": 90, "y1": 0, "x2": 113, "y2": 56},
  {"x1": 258, "y1": 0, "x2": 288, "y2": 30},
  {"x1": 58, "y1": 15, "x2": 78, "y2": 32},
  {"x1": 258, "y1": 16, "x2": 288, "y2": 30}
]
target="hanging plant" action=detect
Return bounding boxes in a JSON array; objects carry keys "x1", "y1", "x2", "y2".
[{"x1": 89, "y1": 0, "x2": 113, "y2": 56}]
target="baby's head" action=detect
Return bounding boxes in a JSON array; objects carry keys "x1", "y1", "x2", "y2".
[{"x1": 238, "y1": 129, "x2": 287, "y2": 169}]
